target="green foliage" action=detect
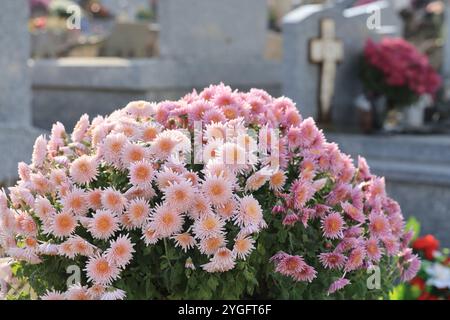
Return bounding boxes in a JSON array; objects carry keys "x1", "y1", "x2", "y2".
[{"x1": 405, "y1": 217, "x2": 421, "y2": 241}]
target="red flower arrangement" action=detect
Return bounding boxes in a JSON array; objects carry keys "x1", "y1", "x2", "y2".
[
  {"x1": 361, "y1": 38, "x2": 441, "y2": 107},
  {"x1": 413, "y1": 234, "x2": 440, "y2": 260}
]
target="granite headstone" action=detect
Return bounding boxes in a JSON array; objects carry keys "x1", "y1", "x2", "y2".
[
  {"x1": 159, "y1": 0, "x2": 268, "y2": 62},
  {"x1": 282, "y1": 0, "x2": 402, "y2": 128}
]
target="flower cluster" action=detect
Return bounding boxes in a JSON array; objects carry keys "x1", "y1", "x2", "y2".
[
  {"x1": 393, "y1": 232, "x2": 449, "y2": 300},
  {"x1": 0, "y1": 84, "x2": 418, "y2": 299},
  {"x1": 362, "y1": 38, "x2": 441, "y2": 107}
]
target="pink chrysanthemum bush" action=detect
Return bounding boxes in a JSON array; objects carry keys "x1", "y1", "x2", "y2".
[{"x1": 0, "y1": 84, "x2": 419, "y2": 300}]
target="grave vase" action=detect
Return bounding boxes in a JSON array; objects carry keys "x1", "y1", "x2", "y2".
[{"x1": 401, "y1": 95, "x2": 431, "y2": 129}]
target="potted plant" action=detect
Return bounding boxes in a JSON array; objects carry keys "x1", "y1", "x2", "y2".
[
  {"x1": 360, "y1": 38, "x2": 441, "y2": 130},
  {"x1": 1, "y1": 85, "x2": 419, "y2": 300}
]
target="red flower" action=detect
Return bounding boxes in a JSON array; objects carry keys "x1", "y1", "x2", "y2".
[
  {"x1": 418, "y1": 292, "x2": 439, "y2": 300},
  {"x1": 410, "y1": 276, "x2": 426, "y2": 291},
  {"x1": 413, "y1": 235, "x2": 440, "y2": 260},
  {"x1": 363, "y1": 38, "x2": 441, "y2": 97}
]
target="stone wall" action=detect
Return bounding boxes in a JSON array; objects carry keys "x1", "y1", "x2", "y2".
[{"x1": 31, "y1": 58, "x2": 282, "y2": 130}]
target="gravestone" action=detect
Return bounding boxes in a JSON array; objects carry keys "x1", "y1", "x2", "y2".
[
  {"x1": 101, "y1": 0, "x2": 150, "y2": 21},
  {"x1": 444, "y1": 3, "x2": 450, "y2": 100},
  {"x1": 282, "y1": 0, "x2": 402, "y2": 128},
  {"x1": 159, "y1": 0, "x2": 268, "y2": 62},
  {"x1": 0, "y1": 0, "x2": 41, "y2": 182}
]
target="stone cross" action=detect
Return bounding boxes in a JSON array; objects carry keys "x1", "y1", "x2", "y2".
[
  {"x1": 282, "y1": 0, "x2": 402, "y2": 128},
  {"x1": 309, "y1": 18, "x2": 343, "y2": 123}
]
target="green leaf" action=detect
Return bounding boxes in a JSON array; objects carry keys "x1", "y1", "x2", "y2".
[{"x1": 405, "y1": 217, "x2": 421, "y2": 240}]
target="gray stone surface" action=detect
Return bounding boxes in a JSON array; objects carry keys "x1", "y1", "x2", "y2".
[
  {"x1": 330, "y1": 133, "x2": 450, "y2": 246},
  {"x1": 444, "y1": 3, "x2": 450, "y2": 98},
  {"x1": 159, "y1": 0, "x2": 268, "y2": 62},
  {"x1": 444, "y1": 3, "x2": 450, "y2": 80},
  {"x1": 0, "y1": 0, "x2": 32, "y2": 126},
  {"x1": 0, "y1": 0, "x2": 42, "y2": 182},
  {"x1": 282, "y1": 0, "x2": 402, "y2": 128},
  {"x1": 31, "y1": 58, "x2": 281, "y2": 129},
  {"x1": 101, "y1": 0, "x2": 150, "y2": 20}
]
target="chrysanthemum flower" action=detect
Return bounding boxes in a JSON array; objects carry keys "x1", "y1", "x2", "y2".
[
  {"x1": 156, "y1": 167, "x2": 182, "y2": 189},
  {"x1": 124, "y1": 100, "x2": 154, "y2": 119},
  {"x1": 274, "y1": 253, "x2": 306, "y2": 277},
  {"x1": 381, "y1": 235, "x2": 400, "y2": 256},
  {"x1": 245, "y1": 169, "x2": 270, "y2": 192},
  {"x1": 188, "y1": 194, "x2": 212, "y2": 219},
  {"x1": 34, "y1": 196, "x2": 55, "y2": 223},
  {"x1": 369, "y1": 212, "x2": 390, "y2": 238},
  {"x1": 49, "y1": 169, "x2": 68, "y2": 187},
  {"x1": 319, "y1": 252, "x2": 346, "y2": 269},
  {"x1": 41, "y1": 290, "x2": 65, "y2": 300},
  {"x1": 201, "y1": 175, "x2": 233, "y2": 206},
  {"x1": 344, "y1": 247, "x2": 366, "y2": 272},
  {"x1": 202, "y1": 247, "x2": 235, "y2": 273},
  {"x1": 50, "y1": 211, "x2": 77, "y2": 238},
  {"x1": 71, "y1": 235, "x2": 96, "y2": 256},
  {"x1": 203, "y1": 139, "x2": 223, "y2": 163},
  {"x1": 327, "y1": 278, "x2": 351, "y2": 295},
  {"x1": 292, "y1": 265, "x2": 317, "y2": 283},
  {"x1": 198, "y1": 234, "x2": 227, "y2": 255},
  {"x1": 400, "y1": 253, "x2": 421, "y2": 282},
  {"x1": 61, "y1": 188, "x2": 87, "y2": 216},
  {"x1": 163, "y1": 180, "x2": 195, "y2": 211},
  {"x1": 193, "y1": 214, "x2": 225, "y2": 239},
  {"x1": 85, "y1": 254, "x2": 120, "y2": 285},
  {"x1": 217, "y1": 142, "x2": 254, "y2": 172},
  {"x1": 149, "y1": 204, "x2": 184, "y2": 238},
  {"x1": 31, "y1": 135, "x2": 47, "y2": 168},
  {"x1": 216, "y1": 199, "x2": 238, "y2": 220},
  {"x1": 291, "y1": 178, "x2": 316, "y2": 210},
  {"x1": 341, "y1": 201, "x2": 366, "y2": 223},
  {"x1": 65, "y1": 284, "x2": 91, "y2": 300},
  {"x1": 101, "y1": 188, "x2": 127, "y2": 214},
  {"x1": 235, "y1": 195, "x2": 264, "y2": 229},
  {"x1": 70, "y1": 155, "x2": 98, "y2": 185},
  {"x1": 88, "y1": 210, "x2": 119, "y2": 240},
  {"x1": 86, "y1": 189, "x2": 103, "y2": 210},
  {"x1": 100, "y1": 133, "x2": 127, "y2": 167},
  {"x1": 172, "y1": 232, "x2": 196, "y2": 252},
  {"x1": 121, "y1": 143, "x2": 147, "y2": 166},
  {"x1": 59, "y1": 240, "x2": 76, "y2": 258},
  {"x1": 321, "y1": 212, "x2": 345, "y2": 239},
  {"x1": 30, "y1": 174, "x2": 52, "y2": 195},
  {"x1": 101, "y1": 288, "x2": 127, "y2": 300},
  {"x1": 151, "y1": 130, "x2": 191, "y2": 160},
  {"x1": 233, "y1": 235, "x2": 255, "y2": 260},
  {"x1": 141, "y1": 124, "x2": 160, "y2": 142},
  {"x1": 366, "y1": 238, "x2": 382, "y2": 262},
  {"x1": 105, "y1": 235, "x2": 135, "y2": 268},
  {"x1": 126, "y1": 198, "x2": 150, "y2": 227},
  {"x1": 128, "y1": 160, "x2": 154, "y2": 188},
  {"x1": 269, "y1": 170, "x2": 287, "y2": 191}
]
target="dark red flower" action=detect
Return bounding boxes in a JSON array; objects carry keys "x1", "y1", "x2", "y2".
[
  {"x1": 418, "y1": 292, "x2": 439, "y2": 300},
  {"x1": 410, "y1": 276, "x2": 426, "y2": 291}
]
